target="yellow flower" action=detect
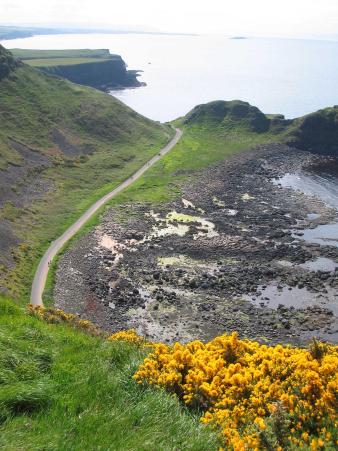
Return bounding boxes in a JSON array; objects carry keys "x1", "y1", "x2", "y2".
[
  {"x1": 134, "y1": 331, "x2": 337, "y2": 449},
  {"x1": 254, "y1": 417, "x2": 266, "y2": 430}
]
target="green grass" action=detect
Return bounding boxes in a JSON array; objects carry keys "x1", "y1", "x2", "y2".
[
  {"x1": 106, "y1": 121, "x2": 282, "y2": 205},
  {"x1": 10, "y1": 49, "x2": 113, "y2": 60},
  {"x1": 0, "y1": 297, "x2": 220, "y2": 450},
  {"x1": 25, "y1": 58, "x2": 111, "y2": 67},
  {"x1": 0, "y1": 63, "x2": 172, "y2": 299}
]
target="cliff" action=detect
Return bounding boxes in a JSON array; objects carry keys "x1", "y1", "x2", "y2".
[
  {"x1": 10, "y1": 48, "x2": 143, "y2": 90},
  {"x1": 39, "y1": 58, "x2": 142, "y2": 90}
]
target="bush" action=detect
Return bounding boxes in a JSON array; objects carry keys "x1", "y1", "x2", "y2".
[{"x1": 135, "y1": 332, "x2": 338, "y2": 449}]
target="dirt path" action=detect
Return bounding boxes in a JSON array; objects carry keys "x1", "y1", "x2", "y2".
[{"x1": 30, "y1": 128, "x2": 183, "y2": 306}]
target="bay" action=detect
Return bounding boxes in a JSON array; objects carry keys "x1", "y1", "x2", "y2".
[{"x1": 2, "y1": 33, "x2": 338, "y2": 122}]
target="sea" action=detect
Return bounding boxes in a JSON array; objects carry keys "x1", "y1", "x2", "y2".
[{"x1": 2, "y1": 33, "x2": 338, "y2": 122}]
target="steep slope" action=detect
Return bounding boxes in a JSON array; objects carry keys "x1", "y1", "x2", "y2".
[
  {"x1": 0, "y1": 45, "x2": 171, "y2": 297},
  {"x1": 0, "y1": 297, "x2": 220, "y2": 450}
]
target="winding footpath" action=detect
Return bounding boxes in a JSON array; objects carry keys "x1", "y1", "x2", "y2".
[{"x1": 31, "y1": 128, "x2": 183, "y2": 306}]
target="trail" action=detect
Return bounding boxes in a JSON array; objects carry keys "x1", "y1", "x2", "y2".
[{"x1": 31, "y1": 128, "x2": 183, "y2": 306}]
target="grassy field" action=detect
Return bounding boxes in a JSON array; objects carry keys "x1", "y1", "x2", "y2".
[
  {"x1": 24, "y1": 58, "x2": 111, "y2": 67},
  {"x1": 101, "y1": 116, "x2": 284, "y2": 206},
  {"x1": 0, "y1": 297, "x2": 220, "y2": 450},
  {"x1": 10, "y1": 49, "x2": 113, "y2": 60},
  {"x1": 0, "y1": 57, "x2": 171, "y2": 299},
  {"x1": 10, "y1": 49, "x2": 116, "y2": 68}
]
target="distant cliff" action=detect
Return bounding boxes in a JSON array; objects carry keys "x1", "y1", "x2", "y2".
[
  {"x1": 10, "y1": 48, "x2": 143, "y2": 91},
  {"x1": 39, "y1": 58, "x2": 143, "y2": 90}
]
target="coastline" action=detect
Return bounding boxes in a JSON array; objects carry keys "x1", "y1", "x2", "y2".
[{"x1": 54, "y1": 142, "x2": 338, "y2": 346}]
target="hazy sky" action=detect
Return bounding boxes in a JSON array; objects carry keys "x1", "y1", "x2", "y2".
[{"x1": 1, "y1": 0, "x2": 338, "y2": 38}]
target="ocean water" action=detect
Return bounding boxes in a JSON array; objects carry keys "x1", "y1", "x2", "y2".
[{"x1": 2, "y1": 33, "x2": 338, "y2": 122}]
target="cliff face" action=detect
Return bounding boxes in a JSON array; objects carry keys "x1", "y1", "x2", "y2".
[{"x1": 38, "y1": 58, "x2": 142, "y2": 90}]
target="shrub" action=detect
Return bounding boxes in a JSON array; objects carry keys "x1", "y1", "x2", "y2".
[
  {"x1": 28, "y1": 305, "x2": 103, "y2": 337},
  {"x1": 135, "y1": 332, "x2": 338, "y2": 449}
]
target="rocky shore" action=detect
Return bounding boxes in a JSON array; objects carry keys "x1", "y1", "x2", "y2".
[{"x1": 54, "y1": 143, "x2": 338, "y2": 345}]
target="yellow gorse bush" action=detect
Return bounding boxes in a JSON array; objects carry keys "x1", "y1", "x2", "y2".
[
  {"x1": 134, "y1": 332, "x2": 338, "y2": 450},
  {"x1": 28, "y1": 305, "x2": 337, "y2": 449},
  {"x1": 28, "y1": 305, "x2": 103, "y2": 337},
  {"x1": 107, "y1": 329, "x2": 150, "y2": 345}
]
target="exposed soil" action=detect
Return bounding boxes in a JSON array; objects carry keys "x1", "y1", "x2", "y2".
[
  {"x1": 51, "y1": 129, "x2": 94, "y2": 157},
  {"x1": 55, "y1": 143, "x2": 338, "y2": 345},
  {"x1": 0, "y1": 140, "x2": 53, "y2": 268}
]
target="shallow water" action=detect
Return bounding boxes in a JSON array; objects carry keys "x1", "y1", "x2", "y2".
[
  {"x1": 275, "y1": 165, "x2": 338, "y2": 210},
  {"x1": 250, "y1": 166, "x2": 338, "y2": 313},
  {"x1": 300, "y1": 257, "x2": 338, "y2": 272},
  {"x1": 275, "y1": 163, "x2": 338, "y2": 248},
  {"x1": 307, "y1": 213, "x2": 320, "y2": 220},
  {"x1": 246, "y1": 285, "x2": 338, "y2": 315},
  {"x1": 294, "y1": 224, "x2": 338, "y2": 248}
]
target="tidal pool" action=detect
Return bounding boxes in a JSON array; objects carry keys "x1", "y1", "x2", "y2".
[
  {"x1": 293, "y1": 223, "x2": 338, "y2": 248},
  {"x1": 274, "y1": 164, "x2": 338, "y2": 248},
  {"x1": 243, "y1": 285, "x2": 338, "y2": 315},
  {"x1": 299, "y1": 257, "x2": 338, "y2": 272}
]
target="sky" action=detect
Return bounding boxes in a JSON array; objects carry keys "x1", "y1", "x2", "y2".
[{"x1": 1, "y1": 0, "x2": 338, "y2": 38}]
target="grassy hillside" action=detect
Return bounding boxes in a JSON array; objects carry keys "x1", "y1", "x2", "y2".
[
  {"x1": 0, "y1": 45, "x2": 171, "y2": 299},
  {"x1": 0, "y1": 297, "x2": 219, "y2": 450},
  {"x1": 105, "y1": 100, "x2": 286, "y2": 206},
  {"x1": 1, "y1": 300, "x2": 336, "y2": 450}
]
